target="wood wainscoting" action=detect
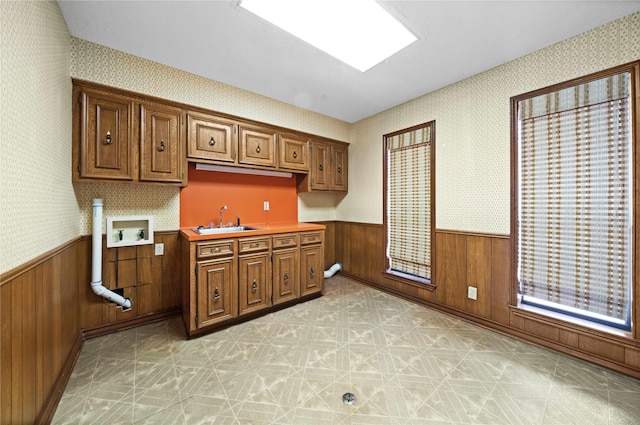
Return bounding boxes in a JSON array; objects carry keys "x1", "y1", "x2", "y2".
[
  {"x1": 326, "y1": 222, "x2": 640, "y2": 379},
  {"x1": 0, "y1": 231, "x2": 182, "y2": 424}
]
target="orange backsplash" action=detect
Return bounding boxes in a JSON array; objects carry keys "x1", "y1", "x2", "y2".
[{"x1": 180, "y1": 163, "x2": 299, "y2": 228}]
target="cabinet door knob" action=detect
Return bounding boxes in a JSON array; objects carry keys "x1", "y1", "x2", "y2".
[
  {"x1": 319, "y1": 164, "x2": 323, "y2": 171},
  {"x1": 214, "y1": 287, "x2": 220, "y2": 300},
  {"x1": 284, "y1": 272, "x2": 289, "y2": 283},
  {"x1": 256, "y1": 145, "x2": 261, "y2": 153},
  {"x1": 337, "y1": 165, "x2": 342, "y2": 173},
  {"x1": 105, "y1": 131, "x2": 112, "y2": 144},
  {"x1": 293, "y1": 150, "x2": 297, "y2": 159},
  {"x1": 209, "y1": 136, "x2": 216, "y2": 146},
  {"x1": 157, "y1": 140, "x2": 165, "y2": 152},
  {"x1": 310, "y1": 268, "x2": 315, "y2": 278},
  {"x1": 252, "y1": 279, "x2": 258, "y2": 292}
]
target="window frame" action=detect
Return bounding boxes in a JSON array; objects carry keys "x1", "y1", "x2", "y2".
[
  {"x1": 383, "y1": 121, "x2": 436, "y2": 290},
  {"x1": 510, "y1": 61, "x2": 640, "y2": 334}
]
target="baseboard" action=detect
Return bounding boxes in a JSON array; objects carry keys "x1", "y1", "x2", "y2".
[{"x1": 82, "y1": 309, "x2": 181, "y2": 340}]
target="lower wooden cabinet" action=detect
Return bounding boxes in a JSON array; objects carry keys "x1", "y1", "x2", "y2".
[
  {"x1": 196, "y1": 257, "x2": 237, "y2": 329},
  {"x1": 183, "y1": 229, "x2": 324, "y2": 336}
]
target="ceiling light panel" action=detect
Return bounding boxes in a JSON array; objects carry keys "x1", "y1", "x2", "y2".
[{"x1": 239, "y1": 0, "x2": 417, "y2": 72}]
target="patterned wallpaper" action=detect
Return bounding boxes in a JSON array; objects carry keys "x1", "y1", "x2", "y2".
[
  {"x1": 69, "y1": 37, "x2": 351, "y2": 233},
  {"x1": 0, "y1": 1, "x2": 76, "y2": 274},
  {"x1": 344, "y1": 11, "x2": 640, "y2": 234}
]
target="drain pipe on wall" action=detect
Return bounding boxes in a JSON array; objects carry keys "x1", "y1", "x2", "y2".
[
  {"x1": 324, "y1": 262, "x2": 342, "y2": 278},
  {"x1": 91, "y1": 199, "x2": 132, "y2": 310}
]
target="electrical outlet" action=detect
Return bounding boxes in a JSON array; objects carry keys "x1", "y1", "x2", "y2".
[
  {"x1": 155, "y1": 243, "x2": 164, "y2": 256},
  {"x1": 467, "y1": 286, "x2": 477, "y2": 300},
  {"x1": 264, "y1": 201, "x2": 270, "y2": 211}
]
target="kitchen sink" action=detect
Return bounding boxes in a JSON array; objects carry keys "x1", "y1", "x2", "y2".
[{"x1": 194, "y1": 226, "x2": 259, "y2": 235}]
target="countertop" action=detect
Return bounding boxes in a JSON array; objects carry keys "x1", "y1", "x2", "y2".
[{"x1": 180, "y1": 222, "x2": 326, "y2": 242}]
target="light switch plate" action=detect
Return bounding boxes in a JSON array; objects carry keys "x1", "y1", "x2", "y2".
[
  {"x1": 264, "y1": 201, "x2": 270, "y2": 211},
  {"x1": 155, "y1": 243, "x2": 164, "y2": 256}
]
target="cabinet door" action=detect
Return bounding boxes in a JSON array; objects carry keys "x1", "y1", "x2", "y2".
[
  {"x1": 187, "y1": 111, "x2": 237, "y2": 163},
  {"x1": 197, "y1": 258, "x2": 237, "y2": 329},
  {"x1": 140, "y1": 103, "x2": 183, "y2": 183},
  {"x1": 300, "y1": 245, "x2": 324, "y2": 296},
  {"x1": 331, "y1": 144, "x2": 348, "y2": 191},
  {"x1": 239, "y1": 125, "x2": 276, "y2": 167},
  {"x1": 76, "y1": 88, "x2": 135, "y2": 181},
  {"x1": 272, "y1": 248, "x2": 299, "y2": 305},
  {"x1": 310, "y1": 141, "x2": 330, "y2": 190},
  {"x1": 239, "y1": 253, "x2": 272, "y2": 315},
  {"x1": 279, "y1": 133, "x2": 309, "y2": 172}
]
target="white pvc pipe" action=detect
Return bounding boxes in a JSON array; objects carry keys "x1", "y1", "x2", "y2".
[
  {"x1": 91, "y1": 199, "x2": 132, "y2": 310},
  {"x1": 324, "y1": 262, "x2": 342, "y2": 278}
]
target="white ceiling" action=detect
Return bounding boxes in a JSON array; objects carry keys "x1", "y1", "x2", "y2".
[{"x1": 57, "y1": 1, "x2": 640, "y2": 123}]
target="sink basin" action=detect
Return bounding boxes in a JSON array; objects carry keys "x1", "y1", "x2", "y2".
[{"x1": 194, "y1": 226, "x2": 259, "y2": 235}]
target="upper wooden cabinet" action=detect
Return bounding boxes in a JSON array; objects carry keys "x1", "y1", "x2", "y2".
[
  {"x1": 72, "y1": 81, "x2": 185, "y2": 185},
  {"x1": 239, "y1": 124, "x2": 277, "y2": 168},
  {"x1": 278, "y1": 133, "x2": 309, "y2": 172},
  {"x1": 297, "y1": 140, "x2": 348, "y2": 192},
  {"x1": 74, "y1": 87, "x2": 135, "y2": 181},
  {"x1": 186, "y1": 111, "x2": 237, "y2": 163},
  {"x1": 140, "y1": 102, "x2": 183, "y2": 183}
]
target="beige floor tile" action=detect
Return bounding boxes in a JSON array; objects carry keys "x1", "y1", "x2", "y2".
[{"x1": 51, "y1": 276, "x2": 640, "y2": 425}]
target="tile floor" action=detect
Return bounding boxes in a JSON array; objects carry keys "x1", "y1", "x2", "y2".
[{"x1": 52, "y1": 275, "x2": 640, "y2": 424}]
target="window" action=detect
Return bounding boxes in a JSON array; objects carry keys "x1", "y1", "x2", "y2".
[
  {"x1": 512, "y1": 63, "x2": 638, "y2": 330},
  {"x1": 384, "y1": 122, "x2": 435, "y2": 286}
]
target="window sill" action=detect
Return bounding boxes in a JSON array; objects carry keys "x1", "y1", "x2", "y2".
[
  {"x1": 382, "y1": 270, "x2": 436, "y2": 291},
  {"x1": 512, "y1": 301, "x2": 633, "y2": 340}
]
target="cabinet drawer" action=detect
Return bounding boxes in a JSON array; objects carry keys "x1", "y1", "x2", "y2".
[
  {"x1": 239, "y1": 237, "x2": 271, "y2": 254},
  {"x1": 196, "y1": 240, "x2": 235, "y2": 259},
  {"x1": 300, "y1": 231, "x2": 323, "y2": 245},
  {"x1": 272, "y1": 233, "x2": 299, "y2": 249}
]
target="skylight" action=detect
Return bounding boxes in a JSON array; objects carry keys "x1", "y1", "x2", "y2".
[{"x1": 239, "y1": 0, "x2": 417, "y2": 72}]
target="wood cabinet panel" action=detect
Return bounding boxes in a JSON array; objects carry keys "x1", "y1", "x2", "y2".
[
  {"x1": 309, "y1": 141, "x2": 330, "y2": 190},
  {"x1": 273, "y1": 248, "x2": 299, "y2": 305},
  {"x1": 331, "y1": 143, "x2": 348, "y2": 191},
  {"x1": 239, "y1": 125, "x2": 277, "y2": 167},
  {"x1": 239, "y1": 253, "x2": 271, "y2": 315},
  {"x1": 197, "y1": 258, "x2": 237, "y2": 328},
  {"x1": 187, "y1": 111, "x2": 237, "y2": 163},
  {"x1": 279, "y1": 133, "x2": 309, "y2": 172},
  {"x1": 140, "y1": 103, "x2": 183, "y2": 183},
  {"x1": 75, "y1": 87, "x2": 134, "y2": 181},
  {"x1": 301, "y1": 245, "x2": 324, "y2": 297}
]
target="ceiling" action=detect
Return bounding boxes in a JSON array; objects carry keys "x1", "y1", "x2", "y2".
[{"x1": 57, "y1": 1, "x2": 640, "y2": 123}]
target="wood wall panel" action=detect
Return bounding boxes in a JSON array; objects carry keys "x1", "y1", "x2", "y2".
[
  {"x1": 438, "y1": 232, "x2": 467, "y2": 311},
  {"x1": 0, "y1": 239, "x2": 83, "y2": 425},
  {"x1": 490, "y1": 238, "x2": 511, "y2": 325},
  {"x1": 466, "y1": 236, "x2": 491, "y2": 318},
  {"x1": 1, "y1": 231, "x2": 182, "y2": 424}
]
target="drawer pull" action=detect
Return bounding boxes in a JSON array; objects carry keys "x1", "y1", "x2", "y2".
[
  {"x1": 284, "y1": 272, "x2": 289, "y2": 283},
  {"x1": 308, "y1": 236, "x2": 316, "y2": 241},
  {"x1": 214, "y1": 287, "x2": 220, "y2": 300},
  {"x1": 252, "y1": 279, "x2": 258, "y2": 292},
  {"x1": 282, "y1": 239, "x2": 290, "y2": 244},
  {"x1": 209, "y1": 136, "x2": 216, "y2": 146},
  {"x1": 213, "y1": 247, "x2": 221, "y2": 253},
  {"x1": 249, "y1": 243, "x2": 259, "y2": 248}
]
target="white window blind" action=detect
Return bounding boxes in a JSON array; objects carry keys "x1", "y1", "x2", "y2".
[
  {"x1": 517, "y1": 71, "x2": 632, "y2": 328},
  {"x1": 387, "y1": 125, "x2": 432, "y2": 280}
]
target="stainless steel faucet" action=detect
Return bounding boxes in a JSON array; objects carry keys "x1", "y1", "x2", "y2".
[{"x1": 219, "y1": 205, "x2": 228, "y2": 228}]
